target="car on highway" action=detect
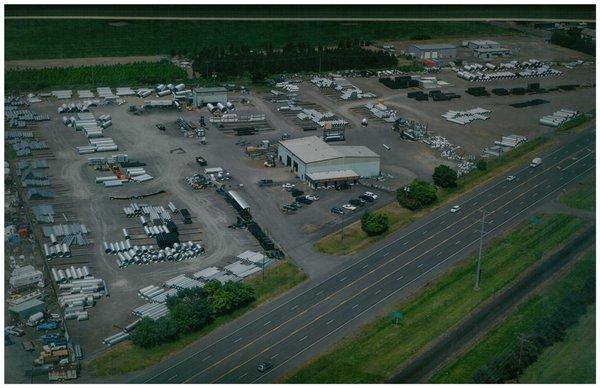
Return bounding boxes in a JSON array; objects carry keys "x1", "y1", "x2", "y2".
[
  {"x1": 331, "y1": 207, "x2": 344, "y2": 215},
  {"x1": 450, "y1": 205, "x2": 461, "y2": 213},
  {"x1": 506, "y1": 175, "x2": 516, "y2": 182},
  {"x1": 342, "y1": 203, "x2": 357, "y2": 211},
  {"x1": 256, "y1": 362, "x2": 273, "y2": 373}
]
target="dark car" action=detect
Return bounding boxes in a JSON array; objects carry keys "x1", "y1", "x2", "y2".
[
  {"x1": 195, "y1": 156, "x2": 207, "y2": 166},
  {"x1": 331, "y1": 207, "x2": 344, "y2": 215},
  {"x1": 180, "y1": 208, "x2": 192, "y2": 224},
  {"x1": 335, "y1": 183, "x2": 351, "y2": 191},
  {"x1": 359, "y1": 194, "x2": 375, "y2": 203},
  {"x1": 349, "y1": 199, "x2": 364, "y2": 207},
  {"x1": 296, "y1": 196, "x2": 313, "y2": 204},
  {"x1": 257, "y1": 362, "x2": 273, "y2": 373}
]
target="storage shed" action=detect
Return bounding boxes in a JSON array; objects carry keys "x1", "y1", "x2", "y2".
[
  {"x1": 193, "y1": 87, "x2": 228, "y2": 107},
  {"x1": 8, "y1": 298, "x2": 45, "y2": 319},
  {"x1": 408, "y1": 44, "x2": 457, "y2": 60}
]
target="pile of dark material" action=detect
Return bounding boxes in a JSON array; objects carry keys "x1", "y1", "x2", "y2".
[
  {"x1": 511, "y1": 87, "x2": 527, "y2": 95},
  {"x1": 491, "y1": 88, "x2": 510, "y2": 96},
  {"x1": 557, "y1": 84, "x2": 579, "y2": 91},
  {"x1": 407, "y1": 91, "x2": 428, "y2": 101},
  {"x1": 510, "y1": 99, "x2": 550, "y2": 108},
  {"x1": 233, "y1": 127, "x2": 257, "y2": 136},
  {"x1": 466, "y1": 87, "x2": 490, "y2": 97},
  {"x1": 429, "y1": 90, "x2": 461, "y2": 101},
  {"x1": 379, "y1": 76, "x2": 420, "y2": 89}
]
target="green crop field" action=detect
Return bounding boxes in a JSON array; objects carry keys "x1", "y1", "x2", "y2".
[
  {"x1": 5, "y1": 19, "x2": 518, "y2": 61},
  {"x1": 558, "y1": 175, "x2": 595, "y2": 211},
  {"x1": 285, "y1": 214, "x2": 585, "y2": 383},
  {"x1": 432, "y1": 248, "x2": 595, "y2": 383}
]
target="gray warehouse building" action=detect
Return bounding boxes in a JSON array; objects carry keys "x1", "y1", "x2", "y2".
[
  {"x1": 408, "y1": 43, "x2": 457, "y2": 60},
  {"x1": 278, "y1": 136, "x2": 380, "y2": 188},
  {"x1": 467, "y1": 40, "x2": 512, "y2": 59},
  {"x1": 193, "y1": 87, "x2": 228, "y2": 107}
]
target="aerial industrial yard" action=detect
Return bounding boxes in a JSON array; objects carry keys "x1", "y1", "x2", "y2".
[{"x1": 3, "y1": 4, "x2": 596, "y2": 385}]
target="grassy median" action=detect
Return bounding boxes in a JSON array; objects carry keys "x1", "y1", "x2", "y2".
[
  {"x1": 87, "y1": 260, "x2": 306, "y2": 376},
  {"x1": 431, "y1": 248, "x2": 595, "y2": 383},
  {"x1": 285, "y1": 214, "x2": 585, "y2": 383},
  {"x1": 558, "y1": 175, "x2": 595, "y2": 211},
  {"x1": 316, "y1": 136, "x2": 554, "y2": 255}
]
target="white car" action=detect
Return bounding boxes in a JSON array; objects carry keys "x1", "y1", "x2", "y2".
[
  {"x1": 342, "y1": 203, "x2": 357, "y2": 211},
  {"x1": 282, "y1": 183, "x2": 295, "y2": 190},
  {"x1": 506, "y1": 175, "x2": 516, "y2": 182},
  {"x1": 364, "y1": 191, "x2": 379, "y2": 200},
  {"x1": 306, "y1": 195, "x2": 319, "y2": 201},
  {"x1": 450, "y1": 205, "x2": 461, "y2": 213}
]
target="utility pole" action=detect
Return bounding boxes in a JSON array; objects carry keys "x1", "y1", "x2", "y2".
[
  {"x1": 475, "y1": 210, "x2": 487, "y2": 290},
  {"x1": 340, "y1": 212, "x2": 345, "y2": 241}
]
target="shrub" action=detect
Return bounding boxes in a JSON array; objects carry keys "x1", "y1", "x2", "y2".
[
  {"x1": 361, "y1": 212, "x2": 390, "y2": 236},
  {"x1": 476, "y1": 159, "x2": 488, "y2": 171},
  {"x1": 432, "y1": 165, "x2": 458, "y2": 188},
  {"x1": 397, "y1": 179, "x2": 438, "y2": 210}
]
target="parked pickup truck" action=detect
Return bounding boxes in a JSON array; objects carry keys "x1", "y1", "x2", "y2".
[{"x1": 530, "y1": 157, "x2": 542, "y2": 168}]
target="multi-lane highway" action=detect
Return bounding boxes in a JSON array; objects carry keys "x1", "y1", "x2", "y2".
[{"x1": 137, "y1": 129, "x2": 595, "y2": 384}]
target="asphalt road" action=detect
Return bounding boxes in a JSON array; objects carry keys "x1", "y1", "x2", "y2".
[{"x1": 136, "y1": 128, "x2": 595, "y2": 384}]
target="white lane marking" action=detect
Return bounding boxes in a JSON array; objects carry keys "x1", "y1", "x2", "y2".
[
  {"x1": 326, "y1": 319, "x2": 334, "y2": 325},
  {"x1": 234, "y1": 337, "x2": 242, "y2": 343},
  {"x1": 340, "y1": 277, "x2": 347, "y2": 282},
  {"x1": 271, "y1": 353, "x2": 279, "y2": 359},
  {"x1": 202, "y1": 355, "x2": 212, "y2": 362},
  {"x1": 455, "y1": 240, "x2": 461, "y2": 245},
  {"x1": 397, "y1": 275, "x2": 404, "y2": 280},
  {"x1": 352, "y1": 304, "x2": 359, "y2": 309},
  {"x1": 417, "y1": 263, "x2": 424, "y2": 268},
  {"x1": 472, "y1": 201, "x2": 478, "y2": 205},
  {"x1": 167, "y1": 375, "x2": 178, "y2": 382},
  {"x1": 362, "y1": 264, "x2": 369, "y2": 269},
  {"x1": 239, "y1": 372, "x2": 248, "y2": 379},
  {"x1": 375, "y1": 289, "x2": 382, "y2": 295},
  {"x1": 403, "y1": 241, "x2": 409, "y2": 245},
  {"x1": 316, "y1": 290, "x2": 323, "y2": 296},
  {"x1": 437, "y1": 252, "x2": 443, "y2": 256},
  {"x1": 263, "y1": 320, "x2": 271, "y2": 327},
  {"x1": 422, "y1": 230, "x2": 428, "y2": 235},
  {"x1": 504, "y1": 209, "x2": 510, "y2": 214},
  {"x1": 299, "y1": 335, "x2": 308, "y2": 342},
  {"x1": 291, "y1": 305, "x2": 298, "y2": 311},
  {"x1": 383, "y1": 252, "x2": 391, "y2": 257}
]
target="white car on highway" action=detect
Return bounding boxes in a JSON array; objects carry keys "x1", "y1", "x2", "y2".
[
  {"x1": 450, "y1": 205, "x2": 461, "y2": 213},
  {"x1": 506, "y1": 175, "x2": 516, "y2": 182},
  {"x1": 342, "y1": 203, "x2": 357, "y2": 211}
]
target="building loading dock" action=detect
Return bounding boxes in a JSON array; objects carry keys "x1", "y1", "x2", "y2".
[
  {"x1": 277, "y1": 136, "x2": 380, "y2": 188},
  {"x1": 407, "y1": 44, "x2": 457, "y2": 60},
  {"x1": 193, "y1": 87, "x2": 228, "y2": 107}
]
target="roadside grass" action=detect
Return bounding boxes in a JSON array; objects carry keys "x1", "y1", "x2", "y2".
[
  {"x1": 284, "y1": 214, "x2": 586, "y2": 383},
  {"x1": 315, "y1": 202, "x2": 414, "y2": 255},
  {"x1": 5, "y1": 20, "x2": 517, "y2": 61},
  {"x1": 86, "y1": 260, "x2": 306, "y2": 376},
  {"x1": 431, "y1": 248, "x2": 595, "y2": 383},
  {"x1": 521, "y1": 303, "x2": 595, "y2": 383},
  {"x1": 316, "y1": 136, "x2": 554, "y2": 255},
  {"x1": 557, "y1": 112, "x2": 594, "y2": 133},
  {"x1": 558, "y1": 175, "x2": 595, "y2": 211}
]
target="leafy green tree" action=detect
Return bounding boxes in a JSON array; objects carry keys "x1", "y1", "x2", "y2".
[
  {"x1": 432, "y1": 165, "x2": 458, "y2": 188},
  {"x1": 361, "y1": 212, "x2": 390, "y2": 236},
  {"x1": 476, "y1": 159, "x2": 488, "y2": 171}
]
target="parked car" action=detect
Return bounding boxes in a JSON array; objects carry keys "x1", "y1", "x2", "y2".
[
  {"x1": 342, "y1": 203, "x2": 357, "y2": 211},
  {"x1": 291, "y1": 188, "x2": 304, "y2": 197},
  {"x1": 349, "y1": 199, "x2": 364, "y2": 207},
  {"x1": 364, "y1": 191, "x2": 379, "y2": 200},
  {"x1": 195, "y1": 156, "x2": 207, "y2": 166},
  {"x1": 450, "y1": 205, "x2": 461, "y2": 213},
  {"x1": 359, "y1": 194, "x2": 375, "y2": 203},
  {"x1": 335, "y1": 183, "x2": 351, "y2": 191},
  {"x1": 296, "y1": 196, "x2": 313, "y2": 204},
  {"x1": 306, "y1": 195, "x2": 319, "y2": 201},
  {"x1": 282, "y1": 183, "x2": 295, "y2": 190},
  {"x1": 331, "y1": 207, "x2": 344, "y2": 215},
  {"x1": 257, "y1": 362, "x2": 273, "y2": 373}
]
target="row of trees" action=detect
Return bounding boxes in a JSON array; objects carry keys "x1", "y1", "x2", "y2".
[
  {"x1": 550, "y1": 29, "x2": 595, "y2": 56},
  {"x1": 5, "y1": 60, "x2": 187, "y2": 92},
  {"x1": 190, "y1": 41, "x2": 398, "y2": 82},
  {"x1": 472, "y1": 275, "x2": 595, "y2": 383},
  {"x1": 132, "y1": 281, "x2": 256, "y2": 348}
]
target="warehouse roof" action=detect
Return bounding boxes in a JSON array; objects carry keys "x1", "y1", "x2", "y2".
[
  {"x1": 279, "y1": 136, "x2": 343, "y2": 163},
  {"x1": 333, "y1": 146, "x2": 380, "y2": 158},
  {"x1": 409, "y1": 43, "x2": 457, "y2": 50},
  {"x1": 8, "y1": 298, "x2": 45, "y2": 314},
  {"x1": 474, "y1": 47, "x2": 511, "y2": 53},
  {"x1": 469, "y1": 40, "x2": 500, "y2": 46}
]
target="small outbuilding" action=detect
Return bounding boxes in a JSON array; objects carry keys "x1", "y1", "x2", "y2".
[
  {"x1": 9, "y1": 298, "x2": 45, "y2": 320},
  {"x1": 408, "y1": 44, "x2": 457, "y2": 60}
]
